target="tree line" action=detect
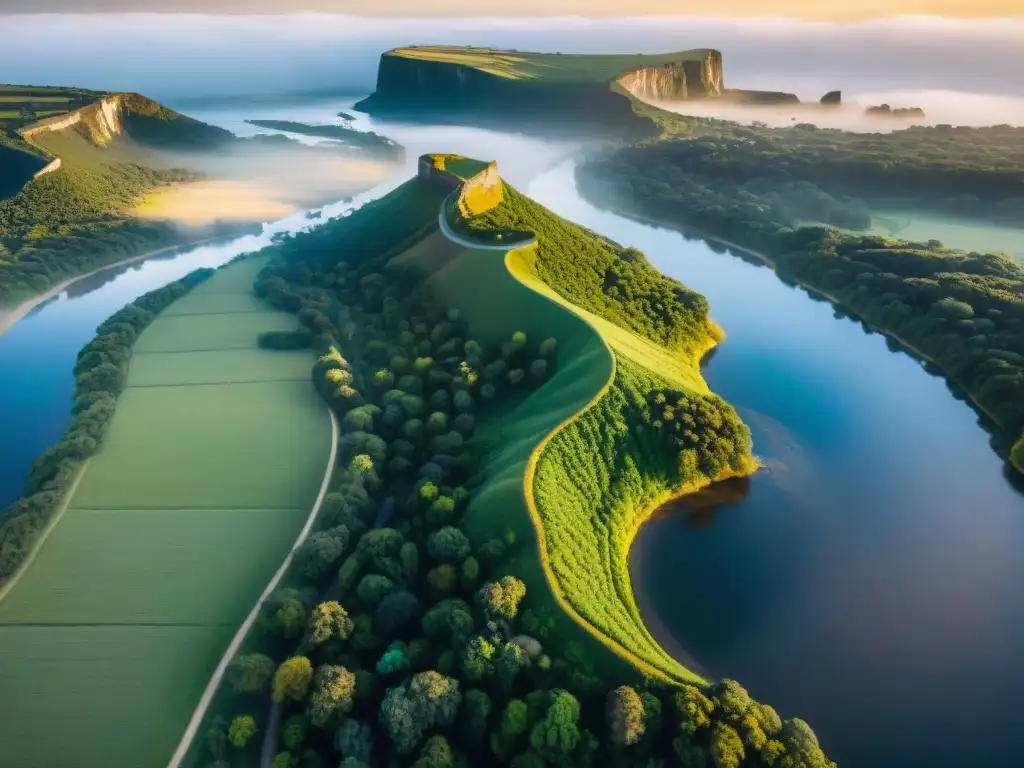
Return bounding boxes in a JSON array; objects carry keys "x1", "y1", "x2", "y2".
[
  {"x1": 0, "y1": 267, "x2": 215, "y2": 583},
  {"x1": 579, "y1": 139, "x2": 1024, "y2": 473}
]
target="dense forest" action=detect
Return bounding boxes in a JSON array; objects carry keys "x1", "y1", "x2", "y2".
[
  {"x1": 0, "y1": 267, "x2": 214, "y2": 582},
  {"x1": 0, "y1": 128, "x2": 211, "y2": 305},
  {"x1": 191, "y1": 172, "x2": 832, "y2": 768},
  {"x1": 463, "y1": 184, "x2": 720, "y2": 362},
  {"x1": 579, "y1": 138, "x2": 1024, "y2": 472},
  {"x1": 625, "y1": 120, "x2": 1024, "y2": 226}
]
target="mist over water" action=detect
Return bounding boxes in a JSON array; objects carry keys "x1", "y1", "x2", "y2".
[{"x1": 653, "y1": 89, "x2": 1024, "y2": 129}]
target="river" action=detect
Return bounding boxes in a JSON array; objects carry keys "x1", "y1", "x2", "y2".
[{"x1": 1, "y1": 98, "x2": 1021, "y2": 768}]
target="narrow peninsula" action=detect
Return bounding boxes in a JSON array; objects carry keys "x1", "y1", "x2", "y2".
[{"x1": 176, "y1": 155, "x2": 834, "y2": 768}]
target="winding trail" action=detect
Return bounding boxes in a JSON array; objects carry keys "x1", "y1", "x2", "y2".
[{"x1": 168, "y1": 409, "x2": 339, "y2": 768}]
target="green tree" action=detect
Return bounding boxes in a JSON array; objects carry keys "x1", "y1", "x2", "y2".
[
  {"x1": 281, "y1": 714, "x2": 309, "y2": 752},
  {"x1": 269, "y1": 751, "x2": 296, "y2": 768},
  {"x1": 334, "y1": 718, "x2": 373, "y2": 763},
  {"x1": 462, "y1": 635, "x2": 496, "y2": 682},
  {"x1": 377, "y1": 641, "x2": 410, "y2": 676},
  {"x1": 529, "y1": 690, "x2": 581, "y2": 760},
  {"x1": 308, "y1": 664, "x2": 356, "y2": 727},
  {"x1": 294, "y1": 527, "x2": 349, "y2": 581},
  {"x1": 492, "y1": 699, "x2": 530, "y2": 759},
  {"x1": 274, "y1": 596, "x2": 308, "y2": 639},
  {"x1": 307, "y1": 600, "x2": 355, "y2": 646},
  {"x1": 227, "y1": 652, "x2": 275, "y2": 694},
  {"x1": 460, "y1": 688, "x2": 492, "y2": 747},
  {"x1": 478, "y1": 575, "x2": 527, "y2": 620},
  {"x1": 710, "y1": 722, "x2": 744, "y2": 768},
  {"x1": 412, "y1": 734, "x2": 456, "y2": 768},
  {"x1": 375, "y1": 589, "x2": 422, "y2": 635},
  {"x1": 380, "y1": 671, "x2": 463, "y2": 754},
  {"x1": 421, "y1": 598, "x2": 474, "y2": 644},
  {"x1": 273, "y1": 656, "x2": 314, "y2": 703},
  {"x1": 227, "y1": 715, "x2": 256, "y2": 748},
  {"x1": 494, "y1": 641, "x2": 526, "y2": 692},
  {"x1": 427, "y1": 526, "x2": 471, "y2": 564},
  {"x1": 606, "y1": 685, "x2": 646, "y2": 746},
  {"x1": 356, "y1": 574, "x2": 396, "y2": 606},
  {"x1": 675, "y1": 683, "x2": 715, "y2": 736}
]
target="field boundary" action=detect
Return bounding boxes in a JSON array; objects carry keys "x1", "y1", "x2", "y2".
[
  {"x1": 166, "y1": 407, "x2": 339, "y2": 768},
  {"x1": 0, "y1": 460, "x2": 91, "y2": 604}
]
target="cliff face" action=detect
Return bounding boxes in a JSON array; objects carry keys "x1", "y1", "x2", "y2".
[
  {"x1": 20, "y1": 94, "x2": 125, "y2": 145},
  {"x1": 355, "y1": 51, "x2": 707, "y2": 138},
  {"x1": 616, "y1": 52, "x2": 724, "y2": 101},
  {"x1": 20, "y1": 93, "x2": 232, "y2": 152}
]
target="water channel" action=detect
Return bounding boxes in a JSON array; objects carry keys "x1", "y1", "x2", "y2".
[{"x1": 1, "y1": 98, "x2": 1021, "y2": 768}]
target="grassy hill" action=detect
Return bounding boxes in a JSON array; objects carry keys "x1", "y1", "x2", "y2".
[
  {"x1": 355, "y1": 45, "x2": 797, "y2": 139},
  {"x1": 0, "y1": 90, "x2": 247, "y2": 306},
  {"x1": 178, "y1": 154, "x2": 833, "y2": 768}
]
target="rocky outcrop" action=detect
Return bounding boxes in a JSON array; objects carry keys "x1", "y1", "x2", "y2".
[
  {"x1": 820, "y1": 90, "x2": 842, "y2": 105},
  {"x1": 20, "y1": 94, "x2": 125, "y2": 144},
  {"x1": 724, "y1": 89, "x2": 800, "y2": 105},
  {"x1": 866, "y1": 103, "x2": 926, "y2": 118},
  {"x1": 616, "y1": 52, "x2": 724, "y2": 101},
  {"x1": 19, "y1": 92, "x2": 232, "y2": 151}
]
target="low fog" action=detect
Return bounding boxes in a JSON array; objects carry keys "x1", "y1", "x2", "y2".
[
  {"x1": 651, "y1": 88, "x2": 1024, "y2": 129},
  {"x1": 0, "y1": 14, "x2": 1021, "y2": 104},
  {"x1": 135, "y1": 141, "x2": 394, "y2": 227}
]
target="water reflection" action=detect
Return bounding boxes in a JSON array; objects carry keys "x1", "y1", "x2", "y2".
[{"x1": 651, "y1": 476, "x2": 752, "y2": 530}]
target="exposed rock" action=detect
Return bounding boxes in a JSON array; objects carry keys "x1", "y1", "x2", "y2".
[
  {"x1": 617, "y1": 52, "x2": 724, "y2": 100},
  {"x1": 820, "y1": 90, "x2": 842, "y2": 105},
  {"x1": 865, "y1": 103, "x2": 926, "y2": 118}
]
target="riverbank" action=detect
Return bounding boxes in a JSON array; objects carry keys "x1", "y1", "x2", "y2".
[
  {"x1": 0, "y1": 232, "x2": 249, "y2": 339},
  {"x1": 613, "y1": 206, "x2": 1022, "y2": 471}
]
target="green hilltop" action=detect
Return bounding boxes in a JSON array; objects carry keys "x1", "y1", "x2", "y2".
[{"x1": 355, "y1": 45, "x2": 798, "y2": 138}]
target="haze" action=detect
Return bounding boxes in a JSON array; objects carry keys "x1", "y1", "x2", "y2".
[{"x1": 0, "y1": 15, "x2": 1021, "y2": 107}]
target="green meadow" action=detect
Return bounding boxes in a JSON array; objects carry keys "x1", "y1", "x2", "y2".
[{"x1": 0, "y1": 256, "x2": 332, "y2": 768}]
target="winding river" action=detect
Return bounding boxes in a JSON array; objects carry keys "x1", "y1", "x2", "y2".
[{"x1": 1, "y1": 98, "x2": 1022, "y2": 768}]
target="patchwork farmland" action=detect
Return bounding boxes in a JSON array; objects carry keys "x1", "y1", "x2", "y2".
[{"x1": 0, "y1": 256, "x2": 332, "y2": 768}]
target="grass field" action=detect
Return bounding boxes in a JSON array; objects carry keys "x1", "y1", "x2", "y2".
[
  {"x1": 0, "y1": 255, "x2": 332, "y2": 768},
  {"x1": 395, "y1": 218, "x2": 735, "y2": 683},
  {"x1": 390, "y1": 46, "x2": 716, "y2": 83}
]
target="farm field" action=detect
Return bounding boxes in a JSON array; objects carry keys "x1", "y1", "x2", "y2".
[{"x1": 0, "y1": 255, "x2": 332, "y2": 768}]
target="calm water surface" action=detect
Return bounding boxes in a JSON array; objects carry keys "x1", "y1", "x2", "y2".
[
  {"x1": 525, "y1": 163, "x2": 1024, "y2": 768},
  {"x1": 2, "y1": 100, "x2": 1022, "y2": 768}
]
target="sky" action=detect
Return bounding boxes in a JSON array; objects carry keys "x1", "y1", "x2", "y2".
[{"x1": 0, "y1": 0, "x2": 1021, "y2": 20}]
